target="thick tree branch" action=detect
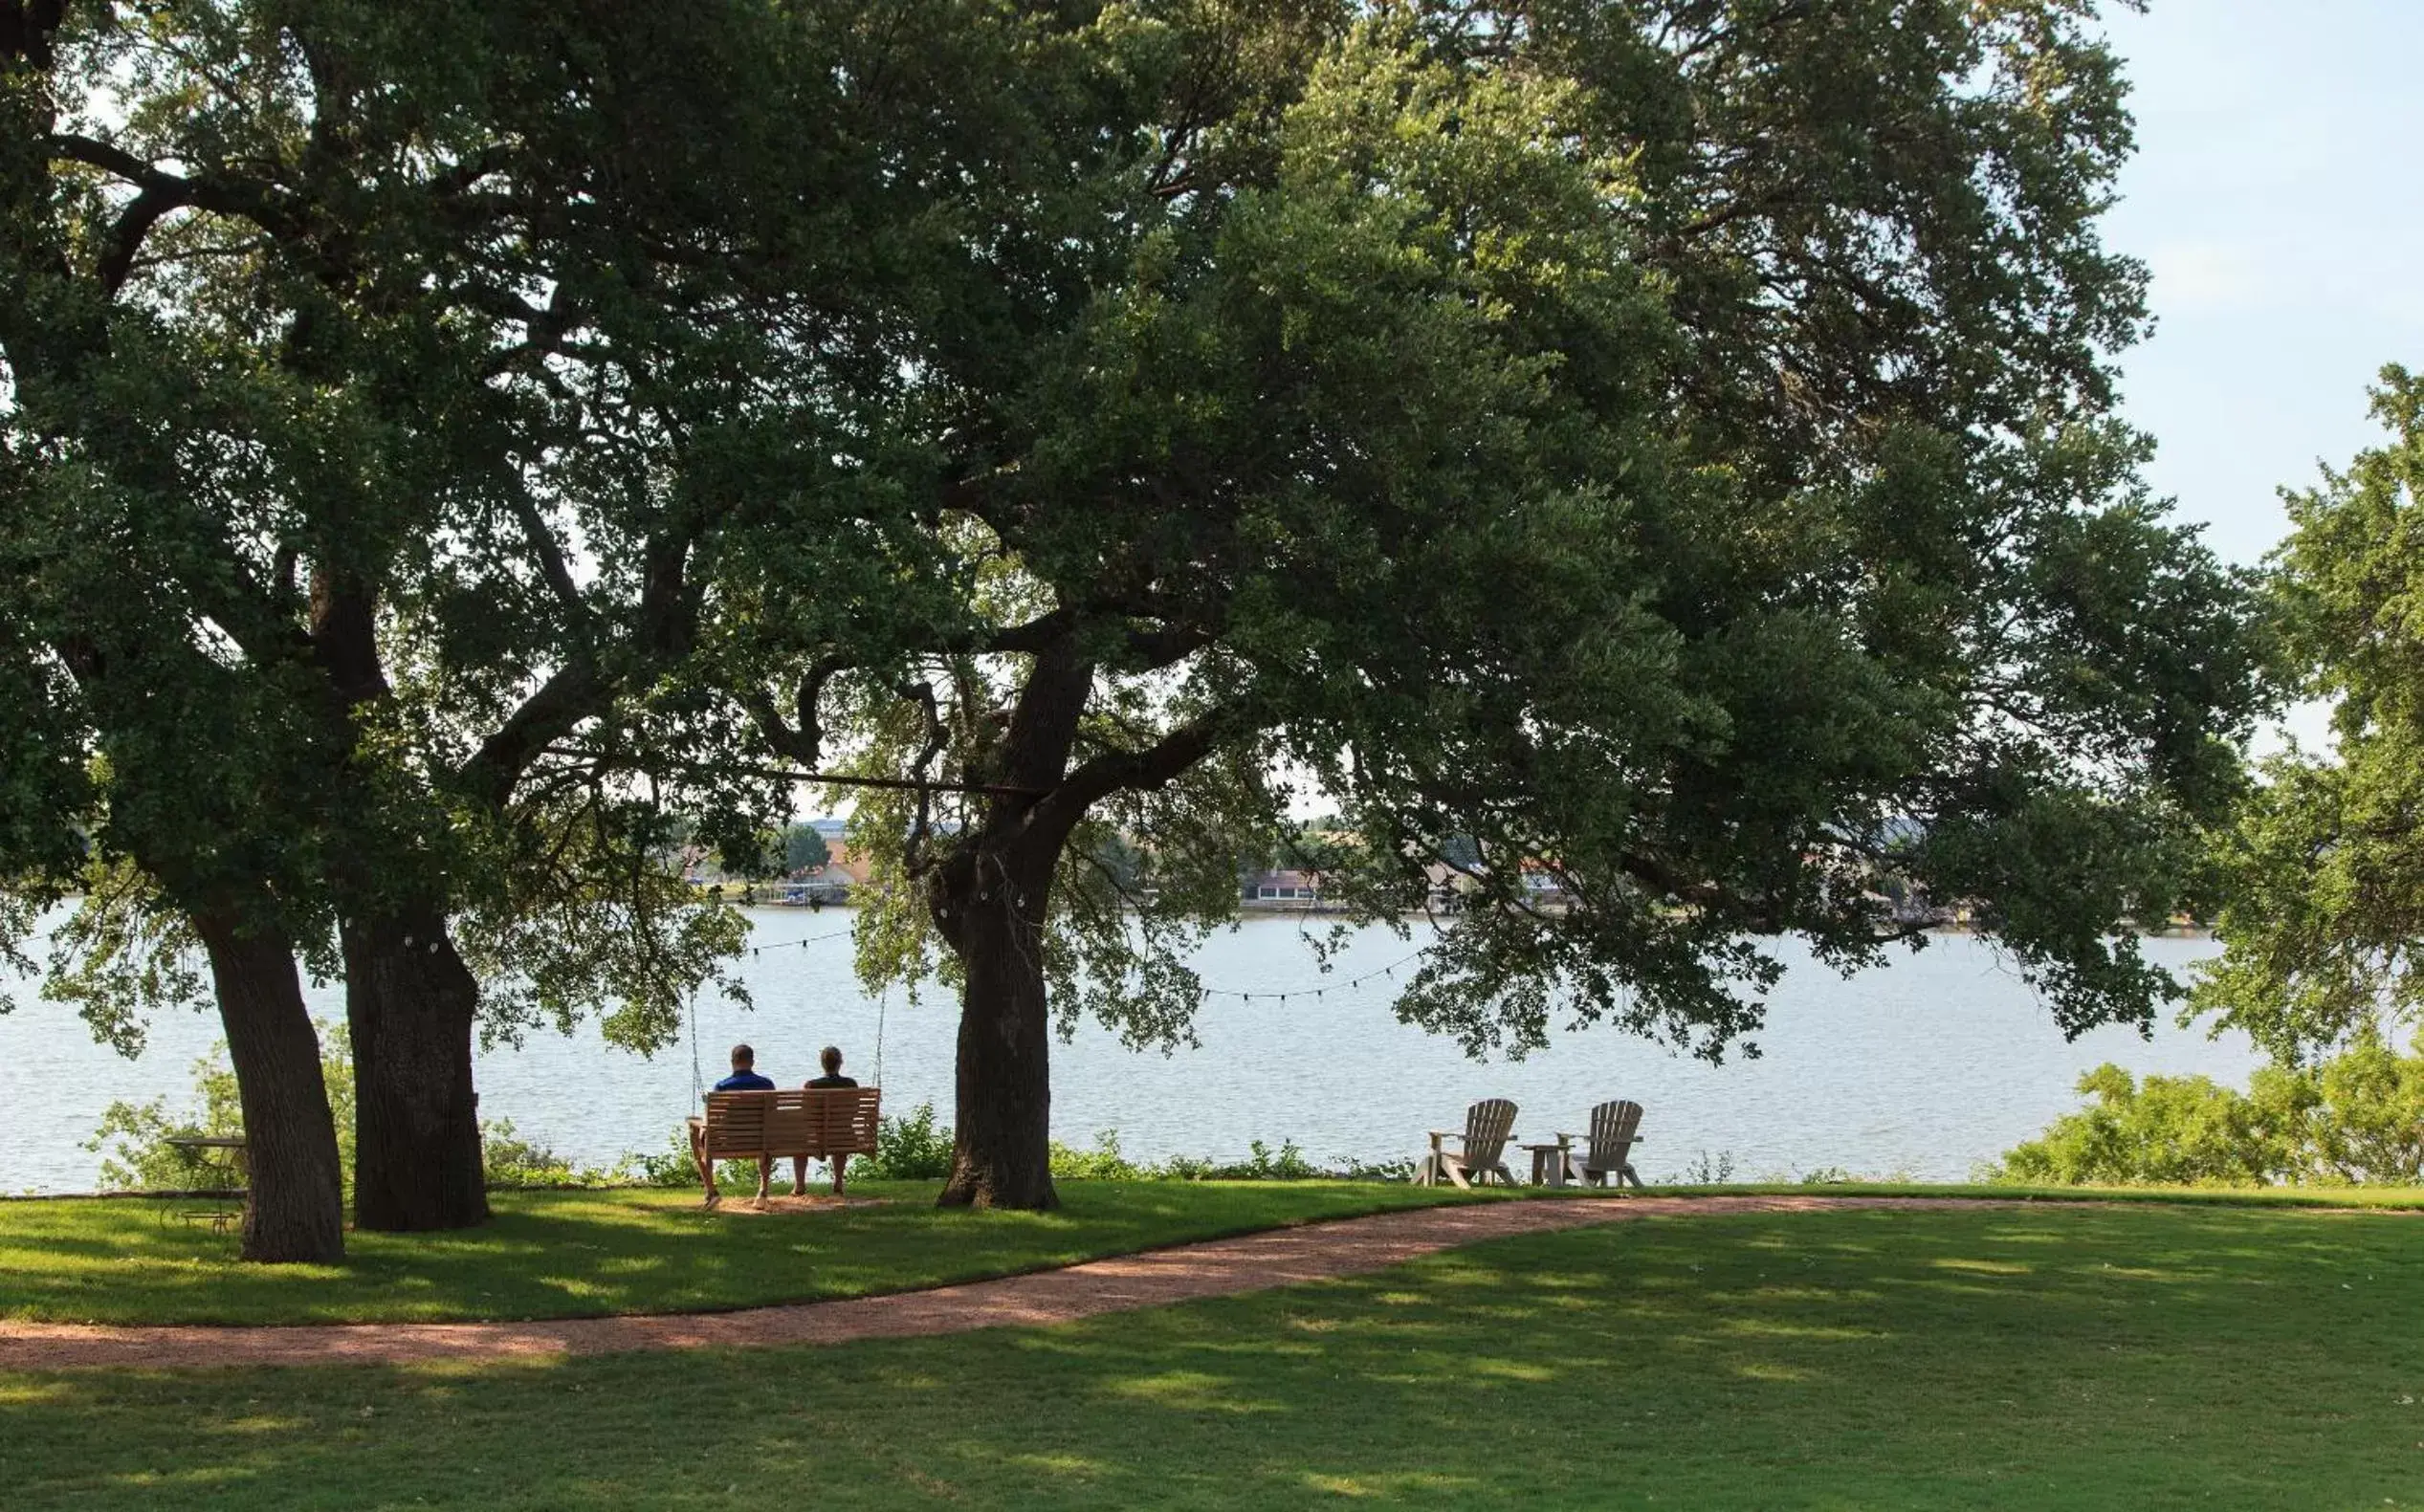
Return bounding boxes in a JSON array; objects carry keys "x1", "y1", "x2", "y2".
[
  {"x1": 47, "y1": 134, "x2": 283, "y2": 224},
  {"x1": 47, "y1": 134, "x2": 306, "y2": 300},
  {"x1": 536, "y1": 747, "x2": 1046, "y2": 799},
  {"x1": 984, "y1": 607, "x2": 1077, "y2": 655},
  {"x1": 1028, "y1": 707, "x2": 1234, "y2": 840},
  {"x1": 456, "y1": 659, "x2": 610, "y2": 811},
  {"x1": 1115, "y1": 622, "x2": 1215, "y2": 672},
  {"x1": 744, "y1": 652, "x2": 850, "y2": 768},
  {"x1": 94, "y1": 180, "x2": 188, "y2": 296},
  {"x1": 505, "y1": 493, "x2": 585, "y2": 621}
]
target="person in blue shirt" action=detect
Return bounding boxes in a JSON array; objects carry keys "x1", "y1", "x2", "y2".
[
  {"x1": 693, "y1": 1043, "x2": 779, "y2": 1204},
  {"x1": 715, "y1": 1042, "x2": 777, "y2": 1093}
]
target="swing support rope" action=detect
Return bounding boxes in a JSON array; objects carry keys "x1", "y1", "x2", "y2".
[{"x1": 687, "y1": 989, "x2": 705, "y2": 1108}]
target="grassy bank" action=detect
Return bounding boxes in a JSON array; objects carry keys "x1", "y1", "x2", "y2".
[
  {"x1": 1661, "y1": 1180, "x2": 2424, "y2": 1209},
  {"x1": 0, "y1": 1181, "x2": 1494, "y2": 1326},
  {"x1": 7, "y1": 1202, "x2": 2420, "y2": 1508},
  {"x1": 11, "y1": 1181, "x2": 2424, "y2": 1327}
]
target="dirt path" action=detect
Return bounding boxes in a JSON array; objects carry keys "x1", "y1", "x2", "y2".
[{"x1": 0, "y1": 1194, "x2": 2099, "y2": 1372}]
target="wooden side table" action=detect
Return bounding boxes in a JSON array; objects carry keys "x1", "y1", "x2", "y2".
[{"x1": 1521, "y1": 1139, "x2": 1575, "y2": 1188}]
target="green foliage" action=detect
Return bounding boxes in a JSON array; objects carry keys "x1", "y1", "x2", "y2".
[
  {"x1": 1048, "y1": 1130, "x2": 1149, "y2": 1182},
  {"x1": 2198, "y1": 365, "x2": 2424, "y2": 1058},
  {"x1": 1675, "y1": 1150, "x2": 1740, "y2": 1186},
  {"x1": 35, "y1": 860, "x2": 213, "y2": 1056},
  {"x1": 2, "y1": 0, "x2": 892, "y2": 1082},
  {"x1": 452, "y1": 851, "x2": 753, "y2": 1056},
  {"x1": 782, "y1": 825, "x2": 832, "y2": 876},
  {"x1": 1992, "y1": 1064, "x2": 2301, "y2": 1187},
  {"x1": 1993, "y1": 1035, "x2": 2424, "y2": 1187},
  {"x1": 477, "y1": 1121, "x2": 626, "y2": 1191},
  {"x1": 82, "y1": 1025, "x2": 626, "y2": 1193},
  {"x1": 1, "y1": 2, "x2": 2276, "y2": 1210},
  {"x1": 854, "y1": 1101, "x2": 957, "y2": 1182},
  {"x1": 834, "y1": 1104, "x2": 1376, "y2": 1184},
  {"x1": 623, "y1": 1129, "x2": 705, "y2": 1191},
  {"x1": 1213, "y1": 1139, "x2": 1321, "y2": 1181},
  {"x1": 742, "y1": 0, "x2": 2263, "y2": 1083},
  {"x1": 87, "y1": 1026, "x2": 357, "y2": 1194},
  {"x1": 1048, "y1": 1130, "x2": 1348, "y2": 1182}
]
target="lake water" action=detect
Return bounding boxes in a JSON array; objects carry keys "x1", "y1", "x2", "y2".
[{"x1": 0, "y1": 911, "x2": 2256, "y2": 1194}]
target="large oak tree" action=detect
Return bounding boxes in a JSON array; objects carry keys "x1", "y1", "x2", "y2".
[
  {"x1": 717, "y1": 0, "x2": 2264, "y2": 1208},
  {"x1": 0, "y1": 0, "x2": 967, "y2": 1250}
]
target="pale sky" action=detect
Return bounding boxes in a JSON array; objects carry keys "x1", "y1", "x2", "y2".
[{"x1": 2103, "y1": 0, "x2": 2424, "y2": 567}]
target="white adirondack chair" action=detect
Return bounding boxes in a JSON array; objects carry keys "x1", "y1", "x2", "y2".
[
  {"x1": 1421, "y1": 1099, "x2": 1520, "y2": 1188},
  {"x1": 1559, "y1": 1099, "x2": 1646, "y2": 1190}
]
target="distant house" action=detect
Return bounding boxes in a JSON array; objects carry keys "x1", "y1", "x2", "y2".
[
  {"x1": 1242, "y1": 868, "x2": 1323, "y2": 906},
  {"x1": 776, "y1": 869, "x2": 855, "y2": 907},
  {"x1": 1518, "y1": 861, "x2": 1568, "y2": 902}
]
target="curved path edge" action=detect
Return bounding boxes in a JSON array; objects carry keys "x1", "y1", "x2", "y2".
[{"x1": 0, "y1": 1194, "x2": 2213, "y2": 1372}]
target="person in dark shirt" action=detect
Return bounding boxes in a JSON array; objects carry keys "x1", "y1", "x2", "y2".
[
  {"x1": 805, "y1": 1044, "x2": 857, "y2": 1089},
  {"x1": 794, "y1": 1045, "x2": 861, "y2": 1194},
  {"x1": 695, "y1": 1043, "x2": 778, "y2": 1204}
]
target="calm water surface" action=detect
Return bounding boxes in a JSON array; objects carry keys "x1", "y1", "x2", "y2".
[{"x1": 0, "y1": 911, "x2": 2254, "y2": 1193}]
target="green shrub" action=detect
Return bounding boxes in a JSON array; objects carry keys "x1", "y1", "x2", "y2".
[
  {"x1": 86, "y1": 1027, "x2": 356, "y2": 1194},
  {"x1": 1049, "y1": 1131, "x2": 1391, "y2": 1182},
  {"x1": 1671, "y1": 1150, "x2": 1737, "y2": 1185},
  {"x1": 1189, "y1": 1139, "x2": 1321, "y2": 1181},
  {"x1": 1991, "y1": 1035, "x2": 2424, "y2": 1187},
  {"x1": 1048, "y1": 1129, "x2": 1145, "y2": 1180},
  {"x1": 482, "y1": 1120, "x2": 623, "y2": 1189},
  {"x1": 626, "y1": 1128, "x2": 704, "y2": 1189},
  {"x1": 88, "y1": 1030, "x2": 621, "y2": 1194},
  {"x1": 856, "y1": 1102, "x2": 956, "y2": 1180},
  {"x1": 1329, "y1": 1152, "x2": 1419, "y2": 1182}
]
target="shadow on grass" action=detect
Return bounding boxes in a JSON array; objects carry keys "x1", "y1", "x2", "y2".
[
  {"x1": 0, "y1": 1182, "x2": 1487, "y2": 1326},
  {"x1": 6, "y1": 1205, "x2": 2421, "y2": 1509}
]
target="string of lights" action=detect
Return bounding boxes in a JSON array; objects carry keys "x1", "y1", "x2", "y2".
[
  {"x1": 1197, "y1": 947, "x2": 1429, "y2": 1002},
  {"x1": 743, "y1": 924, "x2": 859, "y2": 956}
]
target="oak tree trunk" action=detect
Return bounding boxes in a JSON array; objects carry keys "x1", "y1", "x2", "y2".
[
  {"x1": 933, "y1": 642, "x2": 1096, "y2": 1211},
  {"x1": 310, "y1": 574, "x2": 488, "y2": 1230},
  {"x1": 342, "y1": 904, "x2": 489, "y2": 1231},
  {"x1": 935, "y1": 842, "x2": 1062, "y2": 1210},
  {"x1": 191, "y1": 909, "x2": 347, "y2": 1263}
]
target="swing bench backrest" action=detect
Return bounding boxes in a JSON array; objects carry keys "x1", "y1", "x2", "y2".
[{"x1": 697, "y1": 1087, "x2": 881, "y2": 1162}]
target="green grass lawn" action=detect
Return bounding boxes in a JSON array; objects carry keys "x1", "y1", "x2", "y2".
[
  {"x1": 5, "y1": 1202, "x2": 2420, "y2": 1509},
  {"x1": 0, "y1": 1181, "x2": 1495, "y2": 1326},
  {"x1": 10, "y1": 1181, "x2": 2424, "y2": 1328}
]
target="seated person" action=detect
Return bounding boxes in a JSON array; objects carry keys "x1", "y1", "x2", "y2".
[
  {"x1": 806, "y1": 1045, "x2": 857, "y2": 1089},
  {"x1": 691, "y1": 1043, "x2": 779, "y2": 1205},
  {"x1": 794, "y1": 1045, "x2": 861, "y2": 1195},
  {"x1": 715, "y1": 1042, "x2": 777, "y2": 1092}
]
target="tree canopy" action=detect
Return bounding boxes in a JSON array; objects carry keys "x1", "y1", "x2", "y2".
[
  {"x1": 2198, "y1": 365, "x2": 2424, "y2": 1062},
  {"x1": 4, "y1": 0, "x2": 2271, "y2": 1224},
  {"x1": 0, "y1": 0, "x2": 987, "y2": 1248},
  {"x1": 694, "y1": 0, "x2": 2266, "y2": 1205}
]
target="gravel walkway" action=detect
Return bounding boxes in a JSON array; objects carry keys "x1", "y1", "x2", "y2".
[{"x1": 0, "y1": 1194, "x2": 2070, "y2": 1372}]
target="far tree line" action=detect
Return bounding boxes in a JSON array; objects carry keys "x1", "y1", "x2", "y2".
[{"x1": 1, "y1": 1, "x2": 2315, "y2": 1260}]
